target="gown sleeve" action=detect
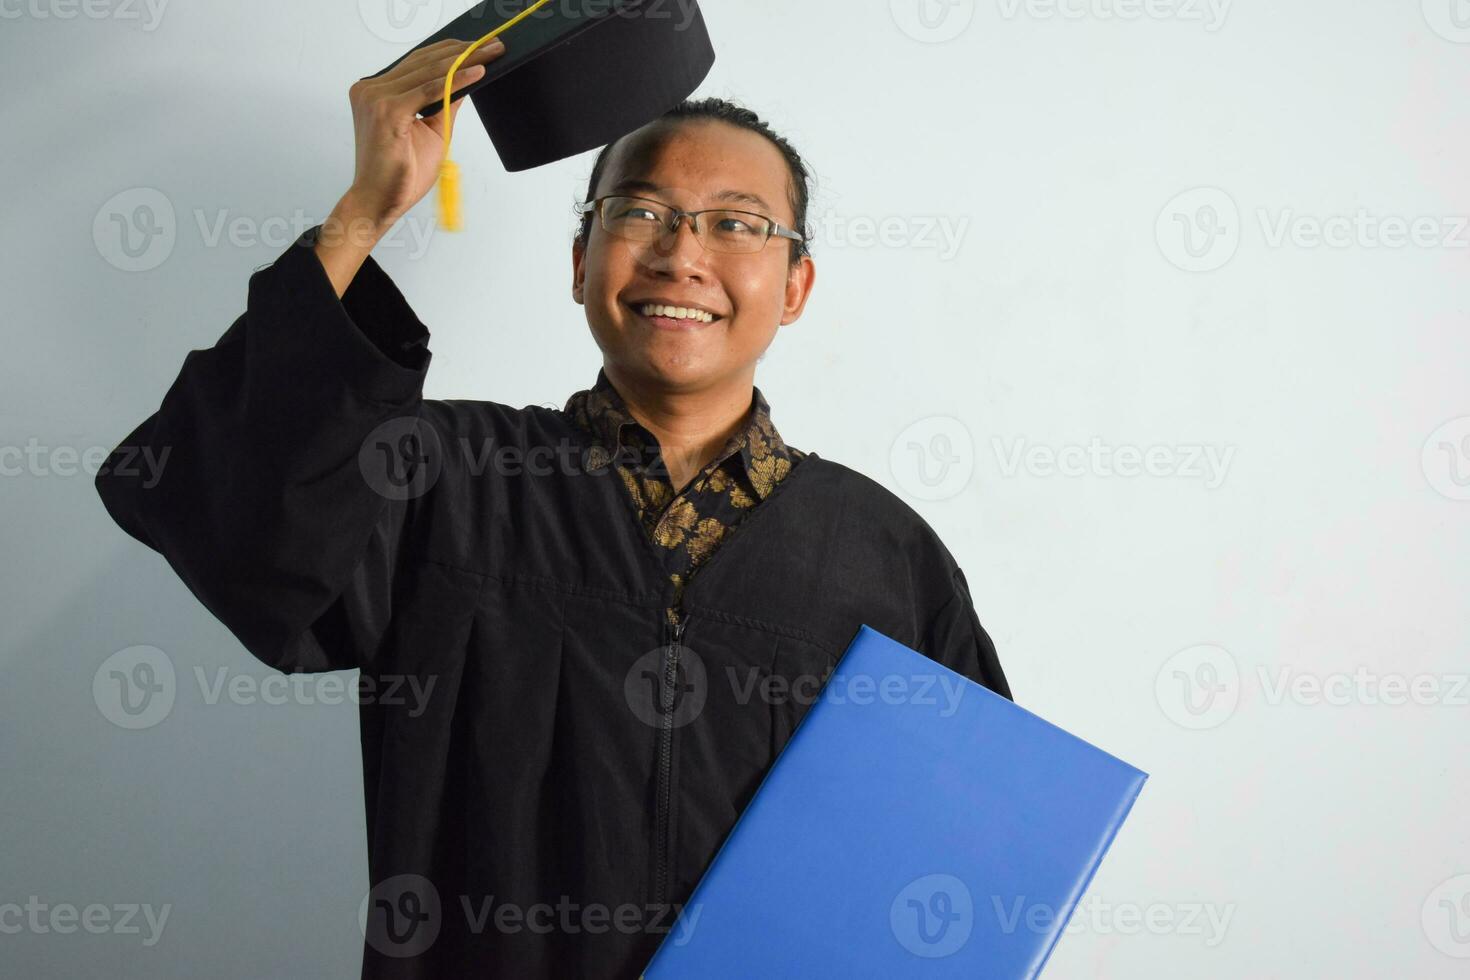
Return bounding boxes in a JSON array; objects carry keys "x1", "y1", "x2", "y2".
[
  {"x1": 94, "y1": 225, "x2": 434, "y2": 674},
  {"x1": 918, "y1": 565, "x2": 1014, "y2": 702}
]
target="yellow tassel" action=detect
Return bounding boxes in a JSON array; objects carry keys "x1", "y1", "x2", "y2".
[
  {"x1": 438, "y1": 158, "x2": 462, "y2": 232},
  {"x1": 434, "y1": 0, "x2": 556, "y2": 232}
]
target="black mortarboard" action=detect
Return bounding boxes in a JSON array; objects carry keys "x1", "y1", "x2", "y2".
[{"x1": 366, "y1": 0, "x2": 716, "y2": 229}]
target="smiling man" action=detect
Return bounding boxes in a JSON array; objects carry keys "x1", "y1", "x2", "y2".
[
  {"x1": 95, "y1": 42, "x2": 1011, "y2": 980},
  {"x1": 570, "y1": 108, "x2": 814, "y2": 495},
  {"x1": 563, "y1": 102, "x2": 822, "y2": 633}
]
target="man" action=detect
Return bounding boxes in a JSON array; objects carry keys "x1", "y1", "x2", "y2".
[{"x1": 96, "y1": 40, "x2": 1010, "y2": 980}]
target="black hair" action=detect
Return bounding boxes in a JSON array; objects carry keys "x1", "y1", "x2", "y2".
[{"x1": 574, "y1": 97, "x2": 813, "y2": 268}]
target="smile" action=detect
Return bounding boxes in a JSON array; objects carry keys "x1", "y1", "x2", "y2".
[{"x1": 627, "y1": 302, "x2": 722, "y2": 329}]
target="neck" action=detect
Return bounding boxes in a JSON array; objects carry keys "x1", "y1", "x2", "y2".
[{"x1": 605, "y1": 365, "x2": 755, "y2": 492}]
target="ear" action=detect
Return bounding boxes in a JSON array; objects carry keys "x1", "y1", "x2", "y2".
[
  {"x1": 779, "y1": 254, "x2": 816, "y2": 326},
  {"x1": 571, "y1": 235, "x2": 586, "y2": 306}
]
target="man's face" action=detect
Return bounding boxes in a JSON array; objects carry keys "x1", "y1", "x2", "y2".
[{"x1": 572, "y1": 119, "x2": 816, "y2": 392}]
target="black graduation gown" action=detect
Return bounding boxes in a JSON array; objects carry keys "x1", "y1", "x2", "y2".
[{"x1": 94, "y1": 226, "x2": 1012, "y2": 979}]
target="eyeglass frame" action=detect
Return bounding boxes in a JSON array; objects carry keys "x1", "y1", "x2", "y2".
[{"x1": 574, "y1": 194, "x2": 806, "y2": 253}]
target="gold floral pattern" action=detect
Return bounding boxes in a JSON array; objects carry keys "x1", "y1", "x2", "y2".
[{"x1": 564, "y1": 368, "x2": 806, "y2": 627}]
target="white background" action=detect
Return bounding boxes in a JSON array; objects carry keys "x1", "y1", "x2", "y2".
[{"x1": 2, "y1": 0, "x2": 1468, "y2": 976}]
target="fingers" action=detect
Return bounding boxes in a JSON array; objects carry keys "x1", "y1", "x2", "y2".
[
  {"x1": 348, "y1": 37, "x2": 506, "y2": 131},
  {"x1": 392, "y1": 37, "x2": 481, "y2": 77},
  {"x1": 380, "y1": 39, "x2": 507, "y2": 99},
  {"x1": 398, "y1": 67, "x2": 494, "y2": 123}
]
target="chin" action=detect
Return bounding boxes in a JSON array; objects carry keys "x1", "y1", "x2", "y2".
[{"x1": 632, "y1": 351, "x2": 722, "y2": 390}]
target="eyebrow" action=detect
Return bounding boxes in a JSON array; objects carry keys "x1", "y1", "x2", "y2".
[{"x1": 608, "y1": 179, "x2": 777, "y2": 216}]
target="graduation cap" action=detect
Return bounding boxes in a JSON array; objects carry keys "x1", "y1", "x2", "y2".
[{"x1": 365, "y1": 0, "x2": 716, "y2": 230}]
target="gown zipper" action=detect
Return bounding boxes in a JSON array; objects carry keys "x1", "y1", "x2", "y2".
[
  {"x1": 644, "y1": 454, "x2": 814, "y2": 913},
  {"x1": 653, "y1": 603, "x2": 686, "y2": 911}
]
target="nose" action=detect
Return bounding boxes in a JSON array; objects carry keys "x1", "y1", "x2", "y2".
[
  {"x1": 657, "y1": 212, "x2": 702, "y2": 249},
  {"x1": 645, "y1": 212, "x2": 708, "y2": 275}
]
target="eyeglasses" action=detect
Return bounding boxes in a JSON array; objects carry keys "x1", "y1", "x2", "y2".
[{"x1": 575, "y1": 195, "x2": 805, "y2": 255}]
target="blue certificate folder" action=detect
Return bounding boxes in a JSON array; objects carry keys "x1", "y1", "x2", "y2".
[{"x1": 641, "y1": 624, "x2": 1148, "y2": 978}]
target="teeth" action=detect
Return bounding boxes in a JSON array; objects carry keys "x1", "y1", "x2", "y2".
[{"x1": 638, "y1": 303, "x2": 715, "y2": 324}]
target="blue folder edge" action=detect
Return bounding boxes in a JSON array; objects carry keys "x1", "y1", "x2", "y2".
[{"x1": 640, "y1": 623, "x2": 1149, "y2": 978}]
